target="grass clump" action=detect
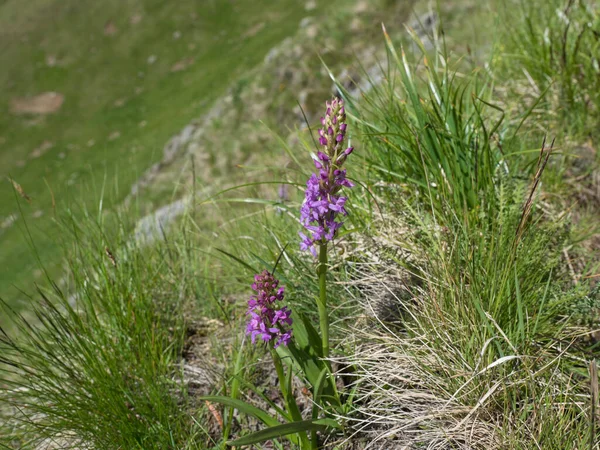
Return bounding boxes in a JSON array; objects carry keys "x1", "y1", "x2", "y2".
[
  {"x1": 346, "y1": 26, "x2": 505, "y2": 222},
  {"x1": 0, "y1": 211, "x2": 205, "y2": 449},
  {"x1": 499, "y1": 0, "x2": 600, "y2": 133},
  {"x1": 334, "y1": 27, "x2": 599, "y2": 448}
]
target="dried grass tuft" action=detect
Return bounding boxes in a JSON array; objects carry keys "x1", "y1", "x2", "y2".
[{"x1": 334, "y1": 211, "x2": 595, "y2": 449}]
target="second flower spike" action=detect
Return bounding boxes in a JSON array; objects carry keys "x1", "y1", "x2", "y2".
[{"x1": 246, "y1": 270, "x2": 293, "y2": 348}]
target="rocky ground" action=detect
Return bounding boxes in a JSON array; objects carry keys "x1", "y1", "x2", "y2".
[{"x1": 127, "y1": 0, "x2": 422, "y2": 242}]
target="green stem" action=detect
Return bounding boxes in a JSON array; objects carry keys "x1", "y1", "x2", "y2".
[
  {"x1": 318, "y1": 242, "x2": 329, "y2": 359},
  {"x1": 270, "y1": 346, "x2": 288, "y2": 399},
  {"x1": 270, "y1": 346, "x2": 312, "y2": 449},
  {"x1": 316, "y1": 243, "x2": 330, "y2": 449}
]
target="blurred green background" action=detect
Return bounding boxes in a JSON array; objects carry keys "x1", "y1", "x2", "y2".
[{"x1": 0, "y1": 0, "x2": 327, "y2": 313}]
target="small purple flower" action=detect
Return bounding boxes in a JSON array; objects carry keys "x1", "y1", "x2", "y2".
[
  {"x1": 276, "y1": 330, "x2": 292, "y2": 347},
  {"x1": 328, "y1": 196, "x2": 347, "y2": 213},
  {"x1": 299, "y1": 232, "x2": 317, "y2": 257},
  {"x1": 246, "y1": 270, "x2": 293, "y2": 348},
  {"x1": 273, "y1": 306, "x2": 293, "y2": 326},
  {"x1": 300, "y1": 98, "x2": 354, "y2": 254}
]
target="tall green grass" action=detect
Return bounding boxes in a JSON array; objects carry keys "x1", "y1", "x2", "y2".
[
  {"x1": 0, "y1": 209, "x2": 209, "y2": 449},
  {"x1": 335, "y1": 28, "x2": 599, "y2": 448},
  {"x1": 499, "y1": 0, "x2": 600, "y2": 133},
  {"x1": 343, "y1": 26, "x2": 506, "y2": 224}
]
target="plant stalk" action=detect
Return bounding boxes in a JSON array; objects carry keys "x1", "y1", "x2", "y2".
[
  {"x1": 318, "y1": 242, "x2": 329, "y2": 359},
  {"x1": 270, "y1": 345, "x2": 312, "y2": 449},
  {"x1": 270, "y1": 346, "x2": 288, "y2": 399}
]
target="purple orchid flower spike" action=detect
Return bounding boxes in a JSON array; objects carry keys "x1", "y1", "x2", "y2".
[
  {"x1": 299, "y1": 97, "x2": 354, "y2": 255},
  {"x1": 246, "y1": 270, "x2": 293, "y2": 348}
]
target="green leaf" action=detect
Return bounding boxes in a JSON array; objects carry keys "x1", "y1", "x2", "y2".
[
  {"x1": 277, "y1": 313, "x2": 340, "y2": 408},
  {"x1": 227, "y1": 419, "x2": 339, "y2": 447},
  {"x1": 283, "y1": 362, "x2": 311, "y2": 448},
  {"x1": 271, "y1": 242, "x2": 289, "y2": 276},
  {"x1": 199, "y1": 396, "x2": 279, "y2": 428},
  {"x1": 223, "y1": 338, "x2": 247, "y2": 441},
  {"x1": 249, "y1": 252, "x2": 272, "y2": 274},
  {"x1": 313, "y1": 418, "x2": 341, "y2": 429},
  {"x1": 214, "y1": 249, "x2": 258, "y2": 274},
  {"x1": 299, "y1": 313, "x2": 324, "y2": 358},
  {"x1": 285, "y1": 363, "x2": 303, "y2": 422},
  {"x1": 514, "y1": 266, "x2": 525, "y2": 343},
  {"x1": 335, "y1": 227, "x2": 360, "y2": 239},
  {"x1": 231, "y1": 375, "x2": 290, "y2": 420},
  {"x1": 199, "y1": 180, "x2": 301, "y2": 205},
  {"x1": 312, "y1": 368, "x2": 328, "y2": 420},
  {"x1": 277, "y1": 332, "x2": 324, "y2": 388}
]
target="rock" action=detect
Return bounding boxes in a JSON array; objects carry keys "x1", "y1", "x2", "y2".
[
  {"x1": 46, "y1": 54, "x2": 57, "y2": 67},
  {"x1": 354, "y1": 1, "x2": 369, "y2": 13},
  {"x1": 0, "y1": 214, "x2": 16, "y2": 230},
  {"x1": 305, "y1": 24, "x2": 318, "y2": 38},
  {"x1": 299, "y1": 17, "x2": 312, "y2": 28},
  {"x1": 409, "y1": 12, "x2": 439, "y2": 50},
  {"x1": 170, "y1": 57, "x2": 194, "y2": 72},
  {"x1": 264, "y1": 37, "x2": 292, "y2": 64},
  {"x1": 35, "y1": 436, "x2": 79, "y2": 450},
  {"x1": 104, "y1": 20, "x2": 118, "y2": 36},
  {"x1": 187, "y1": 141, "x2": 200, "y2": 155},
  {"x1": 108, "y1": 131, "x2": 121, "y2": 141},
  {"x1": 179, "y1": 124, "x2": 195, "y2": 145},
  {"x1": 305, "y1": 0, "x2": 317, "y2": 11},
  {"x1": 134, "y1": 197, "x2": 190, "y2": 243},
  {"x1": 147, "y1": 55, "x2": 157, "y2": 65},
  {"x1": 242, "y1": 22, "x2": 265, "y2": 38},
  {"x1": 163, "y1": 136, "x2": 182, "y2": 163},
  {"x1": 29, "y1": 140, "x2": 54, "y2": 159},
  {"x1": 10, "y1": 92, "x2": 64, "y2": 115},
  {"x1": 130, "y1": 13, "x2": 142, "y2": 25}
]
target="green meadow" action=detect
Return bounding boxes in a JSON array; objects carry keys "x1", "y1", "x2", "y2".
[{"x1": 0, "y1": 0, "x2": 325, "y2": 314}]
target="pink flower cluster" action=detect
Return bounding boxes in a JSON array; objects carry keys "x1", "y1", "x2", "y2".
[{"x1": 246, "y1": 270, "x2": 292, "y2": 348}]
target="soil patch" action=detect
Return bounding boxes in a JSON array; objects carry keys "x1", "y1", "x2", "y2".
[
  {"x1": 29, "y1": 140, "x2": 54, "y2": 159},
  {"x1": 10, "y1": 92, "x2": 64, "y2": 115}
]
